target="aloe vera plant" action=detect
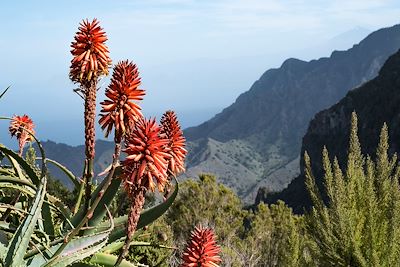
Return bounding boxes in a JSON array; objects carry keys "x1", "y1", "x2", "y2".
[{"x1": 0, "y1": 17, "x2": 186, "y2": 267}]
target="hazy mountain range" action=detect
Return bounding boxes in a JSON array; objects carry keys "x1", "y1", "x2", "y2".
[{"x1": 23, "y1": 24, "x2": 400, "y2": 206}]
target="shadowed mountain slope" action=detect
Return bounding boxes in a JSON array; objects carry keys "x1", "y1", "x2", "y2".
[{"x1": 262, "y1": 47, "x2": 400, "y2": 213}]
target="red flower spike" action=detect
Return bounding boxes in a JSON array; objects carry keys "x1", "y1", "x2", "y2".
[
  {"x1": 9, "y1": 115, "x2": 35, "y2": 155},
  {"x1": 70, "y1": 18, "x2": 111, "y2": 84},
  {"x1": 99, "y1": 60, "x2": 145, "y2": 139},
  {"x1": 181, "y1": 226, "x2": 221, "y2": 267},
  {"x1": 160, "y1": 110, "x2": 187, "y2": 176},
  {"x1": 122, "y1": 117, "x2": 171, "y2": 194}
]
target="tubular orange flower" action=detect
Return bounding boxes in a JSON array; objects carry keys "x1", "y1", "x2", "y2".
[
  {"x1": 99, "y1": 60, "x2": 145, "y2": 140},
  {"x1": 122, "y1": 117, "x2": 171, "y2": 194},
  {"x1": 181, "y1": 226, "x2": 221, "y2": 267},
  {"x1": 9, "y1": 115, "x2": 35, "y2": 155},
  {"x1": 160, "y1": 110, "x2": 187, "y2": 176},
  {"x1": 70, "y1": 18, "x2": 111, "y2": 84}
]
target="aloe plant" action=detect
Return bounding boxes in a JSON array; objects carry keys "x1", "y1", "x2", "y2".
[
  {"x1": 0, "y1": 17, "x2": 186, "y2": 267},
  {"x1": 0, "y1": 139, "x2": 179, "y2": 266}
]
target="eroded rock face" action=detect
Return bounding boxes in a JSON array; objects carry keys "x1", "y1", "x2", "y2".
[{"x1": 264, "y1": 47, "x2": 400, "y2": 213}]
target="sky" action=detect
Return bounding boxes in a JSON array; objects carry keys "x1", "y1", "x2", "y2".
[{"x1": 1, "y1": 0, "x2": 400, "y2": 147}]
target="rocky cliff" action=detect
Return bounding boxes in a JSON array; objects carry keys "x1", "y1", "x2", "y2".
[{"x1": 263, "y1": 47, "x2": 400, "y2": 213}]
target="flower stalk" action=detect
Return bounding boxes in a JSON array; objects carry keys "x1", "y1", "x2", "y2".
[{"x1": 69, "y1": 18, "x2": 111, "y2": 213}]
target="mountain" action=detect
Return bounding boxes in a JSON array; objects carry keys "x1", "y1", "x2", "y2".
[
  {"x1": 262, "y1": 47, "x2": 400, "y2": 213},
  {"x1": 184, "y1": 24, "x2": 400, "y2": 202}
]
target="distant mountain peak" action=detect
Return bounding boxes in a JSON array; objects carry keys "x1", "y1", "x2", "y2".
[{"x1": 280, "y1": 58, "x2": 307, "y2": 68}]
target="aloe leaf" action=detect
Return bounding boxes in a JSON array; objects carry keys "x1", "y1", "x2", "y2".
[
  {"x1": 104, "y1": 215, "x2": 127, "y2": 243},
  {"x1": 69, "y1": 262, "x2": 104, "y2": 267},
  {"x1": 0, "y1": 145, "x2": 40, "y2": 186},
  {"x1": 47, "y1": 194, "x2": 72, "y2": 220},
  {"x1": 101, "y1": 237, "x2": 174, "y2": 254},
  {"x1": 0, "y1": 167, "x2": 15, "y2": 176},
  {"x1": 27, "y1": 219, "x2": 114, "y2": 267},
  {"x1": 88, "y1": 253, "x2": 137, "y2": 267},
  {"x1": 4, "y1": 177, "x2": 46, "y2": 266},
  {"x1": 0, "y1": 183, "x2": 35, "y2": 198},
  {"x1": 0, "y1": 86, "x2": 10, "y2": 100},
  {"x1": 85, "y1": 176, "x2": 122, "y2": 234},
  {"x1": 70, "y1": 166, "x2": 122, "y2": 232},
  {"x1": 0, "y1": 175, "x2": 36, "y2": 188},
  {"x1": 41, "y1": 201, "x2": 55, "y2": 237},
  {"x1": 27, "y1": 232, "x2": 110, "y2": 267},
  {"x1": 39, "y1": 158, "x2": 80, "y2": 189},
  {"x1": 0, "y1": 242, "x2": 7, "y2": 256},
  {"x1": 0, "y1": 187, "x2": 72, "y2": 235},
  {"x1": 46, "y1": 238, "x2": 108, "y2": 267},
  {"x1": 5, "y1": 155, "x2": 25, "y2": 180}
]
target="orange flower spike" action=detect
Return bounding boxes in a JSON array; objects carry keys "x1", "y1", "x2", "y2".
[
  {"x1": 99, "y1": 60, "x2": 145, "y2": 140},
  {"x1": 70, "y1": 18, "x2": 111, "y2": 85},
  {"x1": 9, "y1": 115, "x2": 35, "y2": 155},
  {"x1": 160, "y1": 111, "x2": 187, "y2": 176},
  {"x1": 115, "y1": 117, "x2": 172, "y2": 264},
  {"x1": 181, "y1": 226, "x2": 221, "y2": 267},
  {"x1": 122, "y1": 117, "x2": 171, "y2": 194}
]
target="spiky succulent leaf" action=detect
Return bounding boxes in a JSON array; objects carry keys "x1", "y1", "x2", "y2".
[
  {"x1": 4, "y1": 178, "x2": 46, "y2": 266},
  {"x1": 101, "y1": 237, "x2": 174, "y2": 254},
  {"x1": 6, "y1": 155, "x2": 25, "y2": 180},
  {"x1": 0, "y1": 145, "x2": 40, "y2": 186},
  {"x1": 0, "y1": 182, "x2": 36, "y2": 197},
  {"x1": 26, "y1": 231, "x2": 111, "y2": 266},
  {"x1": 41, "y1": 158, "x2": 80, "y2": 189},
  {"x1": 46, "y1": 238, "x2": 108, "y2": 267},
  {"x1": 41, "y1": 201, "x2": 55, "y2": 237},
  {"x1": 47, "y1": 194, "x2": 72, "y2": 220},
  {"x1": 88, "y1": 253, "x2": 137, "y2": 267},
  {"x1": 86, "y1": 173, "x2": 122, "y2": 234},
  {"x1": 69, "y1": 166, "x2": 122, "y2": 233},
  {"x1": 0, "y1": 175, "x2": 35, "y2": 188}
]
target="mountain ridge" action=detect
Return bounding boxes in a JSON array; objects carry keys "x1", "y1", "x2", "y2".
[{"x1": 183, "y1": 24, "x2": 400, "y2": 201}]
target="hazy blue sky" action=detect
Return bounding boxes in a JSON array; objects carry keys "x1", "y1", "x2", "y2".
[{"x1": 1, "y1": 0, "x2": 400, "y2": 146}]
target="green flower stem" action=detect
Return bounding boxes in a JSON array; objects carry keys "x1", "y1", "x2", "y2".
[
  {"x1": 84, "y1": 157, "x2": 94, "y2": 214},
  {"x1": 73, "y1": 159, "x2": 88, "y2": 215}
]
